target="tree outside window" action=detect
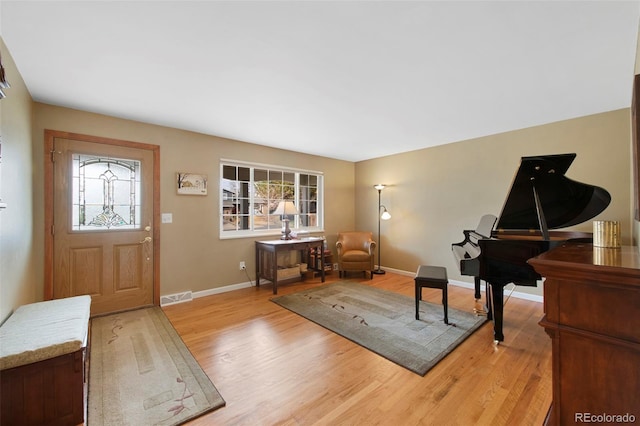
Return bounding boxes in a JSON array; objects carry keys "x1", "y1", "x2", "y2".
[{"x1": 221, "y1": 162, "x2": 322, "y2": 238}]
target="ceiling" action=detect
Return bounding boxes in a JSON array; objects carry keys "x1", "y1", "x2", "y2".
[{"x1": 2, "y1": 1, "x2": 639, "y2": 162}]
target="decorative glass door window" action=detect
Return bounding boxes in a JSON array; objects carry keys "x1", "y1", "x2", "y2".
[{"x1": 71, "y1": 153, "x2": 141, "y2": 231}]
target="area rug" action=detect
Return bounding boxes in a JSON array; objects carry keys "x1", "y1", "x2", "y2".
[
  {"x1": 272, "y1": 282, "x2": 487, "y2": 376},
  {"x1": 88, "y1": 307, "x2": 225, "y2": 425}
]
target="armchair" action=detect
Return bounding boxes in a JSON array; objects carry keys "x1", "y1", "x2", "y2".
[{"x1": 336, "y1": 231, "x2": 376, "y2": 279}]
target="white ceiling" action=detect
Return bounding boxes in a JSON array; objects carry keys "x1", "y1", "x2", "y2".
[{"x1": 2, "y1": 1, "x2": 639, "y2": 162}]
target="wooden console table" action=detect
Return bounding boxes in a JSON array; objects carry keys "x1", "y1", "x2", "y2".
[
  {"x1": 255, "y1": 237, "x2": 325, "y2": 294},
  {"x1": 529, "y1": 242, "x2": 640, "y2": 425}
]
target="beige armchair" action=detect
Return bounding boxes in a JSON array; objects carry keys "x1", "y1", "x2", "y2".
[{"x1": 336, "y1": 231, "x2": 376, "y2": 279}]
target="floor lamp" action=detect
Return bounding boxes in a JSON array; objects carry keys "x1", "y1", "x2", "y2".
[{"x1": 373, "y1": 184, "x2": 391, "y2": 274}]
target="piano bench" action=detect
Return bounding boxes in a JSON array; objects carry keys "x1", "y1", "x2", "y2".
[{"x1": 414, "y1": 265, "x2": 449, "y2": 324}]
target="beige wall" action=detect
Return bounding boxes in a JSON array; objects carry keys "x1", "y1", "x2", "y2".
[
  {"x1": 32, "y1": 104, "x2": 355, "y2": 298},
  {"x1": 0, "y1": 38, "x2": 38, "y2": 323},
  {"x1": 2, "y1": 23, "x2": 637, "y2": 317},
  {"x1": 355, "y1": 109, "x2": 632, "y2": 296}
]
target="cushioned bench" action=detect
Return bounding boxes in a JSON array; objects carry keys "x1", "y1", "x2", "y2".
[
  {"x1": 414, "y1": 265, "x2": 449, "y2": 324},
  {"x1": 0, "y1": 295, "x2": 91, "y2": 426}
]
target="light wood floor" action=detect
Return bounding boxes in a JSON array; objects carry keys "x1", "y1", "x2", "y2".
[{"x1": 162, "y1": 272, "x2": 552, "y2": 426}]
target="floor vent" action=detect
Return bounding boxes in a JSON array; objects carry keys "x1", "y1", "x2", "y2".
[{"x1": 160, "y1": 291, "x2": 193, "y2": 306}]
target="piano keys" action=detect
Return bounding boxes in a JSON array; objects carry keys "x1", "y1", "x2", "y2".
[
  {"x1": 452, "y1": 153, "x2": 611, "y2": 342},
  {"x1": 451, "y1": 214, "x2": 497, "y2": 300}
]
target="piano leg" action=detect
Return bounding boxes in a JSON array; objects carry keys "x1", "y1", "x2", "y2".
[
  {"x1": 473, "y1": 277, "x2": 489, "y2": 316},
  {"x1": 474, "y1": 276, "x2": 481, "y2": 300},
  {"x1": 485, "y1": 280, "x2": 492, "y2": 320},
  {"x1": 488, "y1": 283, "x2": 505, "y2": 342}
]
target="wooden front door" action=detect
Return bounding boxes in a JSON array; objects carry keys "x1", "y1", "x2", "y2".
[{"x1": 45, "y1": 131, "x2": 160, "y2": 316}]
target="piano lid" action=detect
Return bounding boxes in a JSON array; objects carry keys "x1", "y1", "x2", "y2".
[{"x1": 495, "y1": 153, "x2": 611, "y2": 231}]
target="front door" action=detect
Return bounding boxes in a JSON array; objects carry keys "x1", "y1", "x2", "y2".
[{"x1": 45, "y1": 131, "x2": 160, "y2": 316}]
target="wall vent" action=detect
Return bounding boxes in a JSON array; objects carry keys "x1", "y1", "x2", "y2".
[{"x1": 160, "y1": 291, "x2": 193, "y2": 306}]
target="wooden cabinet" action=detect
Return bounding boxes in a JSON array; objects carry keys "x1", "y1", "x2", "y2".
[
  {"x1": 1, "y1": 350, "x2": 86, "y2": 426},
  {"x1": 529, "y1": 242, "x2": 640, "y2": 425}
]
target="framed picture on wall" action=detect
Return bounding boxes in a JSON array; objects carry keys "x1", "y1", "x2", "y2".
[{"x1": 176, "y1": 172, "x2": 208, "y2": 196}]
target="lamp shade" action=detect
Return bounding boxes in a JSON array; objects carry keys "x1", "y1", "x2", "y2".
[
  {"x1": 272, "y1": 201, "x2": 299, "y2": 216},
  {"x1": 381, "y1": 207, "x2": 391, "y2": 220}
]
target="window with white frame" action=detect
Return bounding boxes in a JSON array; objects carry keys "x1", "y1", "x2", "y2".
[{"x1": 220, "y1": 160, "x2": 323, "y2": 238}]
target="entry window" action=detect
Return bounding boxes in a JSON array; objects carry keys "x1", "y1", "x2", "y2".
[
  {"x1": 71, "y1": 154, "x2": 141, "y2": 231},
  {"x1": 220, "y1": 161, "x2": 323, "y2": 238}
]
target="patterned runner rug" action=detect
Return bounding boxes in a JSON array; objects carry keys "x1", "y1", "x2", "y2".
[
  {"x1": 88, "y1": 307, "x2": 225, "y2": 425},
  {"x1": 272, "y1": 282, "x2": 487, "y2": 376}
]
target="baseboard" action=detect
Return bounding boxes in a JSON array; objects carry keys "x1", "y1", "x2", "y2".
[
  {"x1": 160, "y1": 281, "x2": 254, "y2": 306},
  {"x1": 380, "y1": 266, "x2": 544, "y2": 303},
  {"x1": 159, "y1": 269, "x2": 543, "y2": 306},
  {"x1": 192, "y1": 281, "x2": 254, "y2": 299},
  {"x1": 446, "y1": 278, "x2": 544, "y2": 303}
]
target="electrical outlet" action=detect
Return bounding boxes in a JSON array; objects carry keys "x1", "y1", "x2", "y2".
[{"x1": 239, "y1": 261, "x2": 246, "y2": 270}]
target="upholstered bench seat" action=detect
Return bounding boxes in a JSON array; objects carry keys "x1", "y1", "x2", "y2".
[
  {"x1": 0, "y1": 295, "x2": 91, "y2": 370},
  {"x1": 0, "y1": 295, "x2": 91, "y2": 426},
  {"x1": 341, "y1": 250, "x2": 372, "y2": 262},
  {"x1": 414, "y1": 265, "x2": 449, "y2": 324}
]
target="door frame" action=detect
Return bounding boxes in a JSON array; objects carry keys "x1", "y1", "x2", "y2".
[{"x1": 44, "y1": 130, "x2": 161, "y2": 305}]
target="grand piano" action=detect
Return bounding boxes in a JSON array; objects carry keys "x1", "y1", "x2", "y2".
[{"x1": 452, "y1": 153, "x2": 611, "y2": 342}]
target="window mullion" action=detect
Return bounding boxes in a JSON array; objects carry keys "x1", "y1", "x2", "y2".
[
  {"x1": 250, "y1": 167, "x2": 255, "y2": 231},
  {"x1": 294, "y1": 174, "x2": 300, "y2": 229}
]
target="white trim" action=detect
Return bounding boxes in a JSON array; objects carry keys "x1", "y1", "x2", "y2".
[
  {"x1": 379, "y1": 266, "x2": 544, "y2": 303},
  {"x1": 220, "y1": 158, "x2": 323, "y2": 175},
  {"x1": 193, "y1": 281, "x2": 254, "y2": 299},
  {"x1": 159, "y1": 281, "x2": 255, "y2": 305},
  {"x1": 380, "y1": 266, "x2": 414, "y2": 277},
  {"x1": 447, "y1": 278, "x2": 544, "y2": 303},
  {"x1": 160, "y1": 268, "x2": 544, "y2": 306}
]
